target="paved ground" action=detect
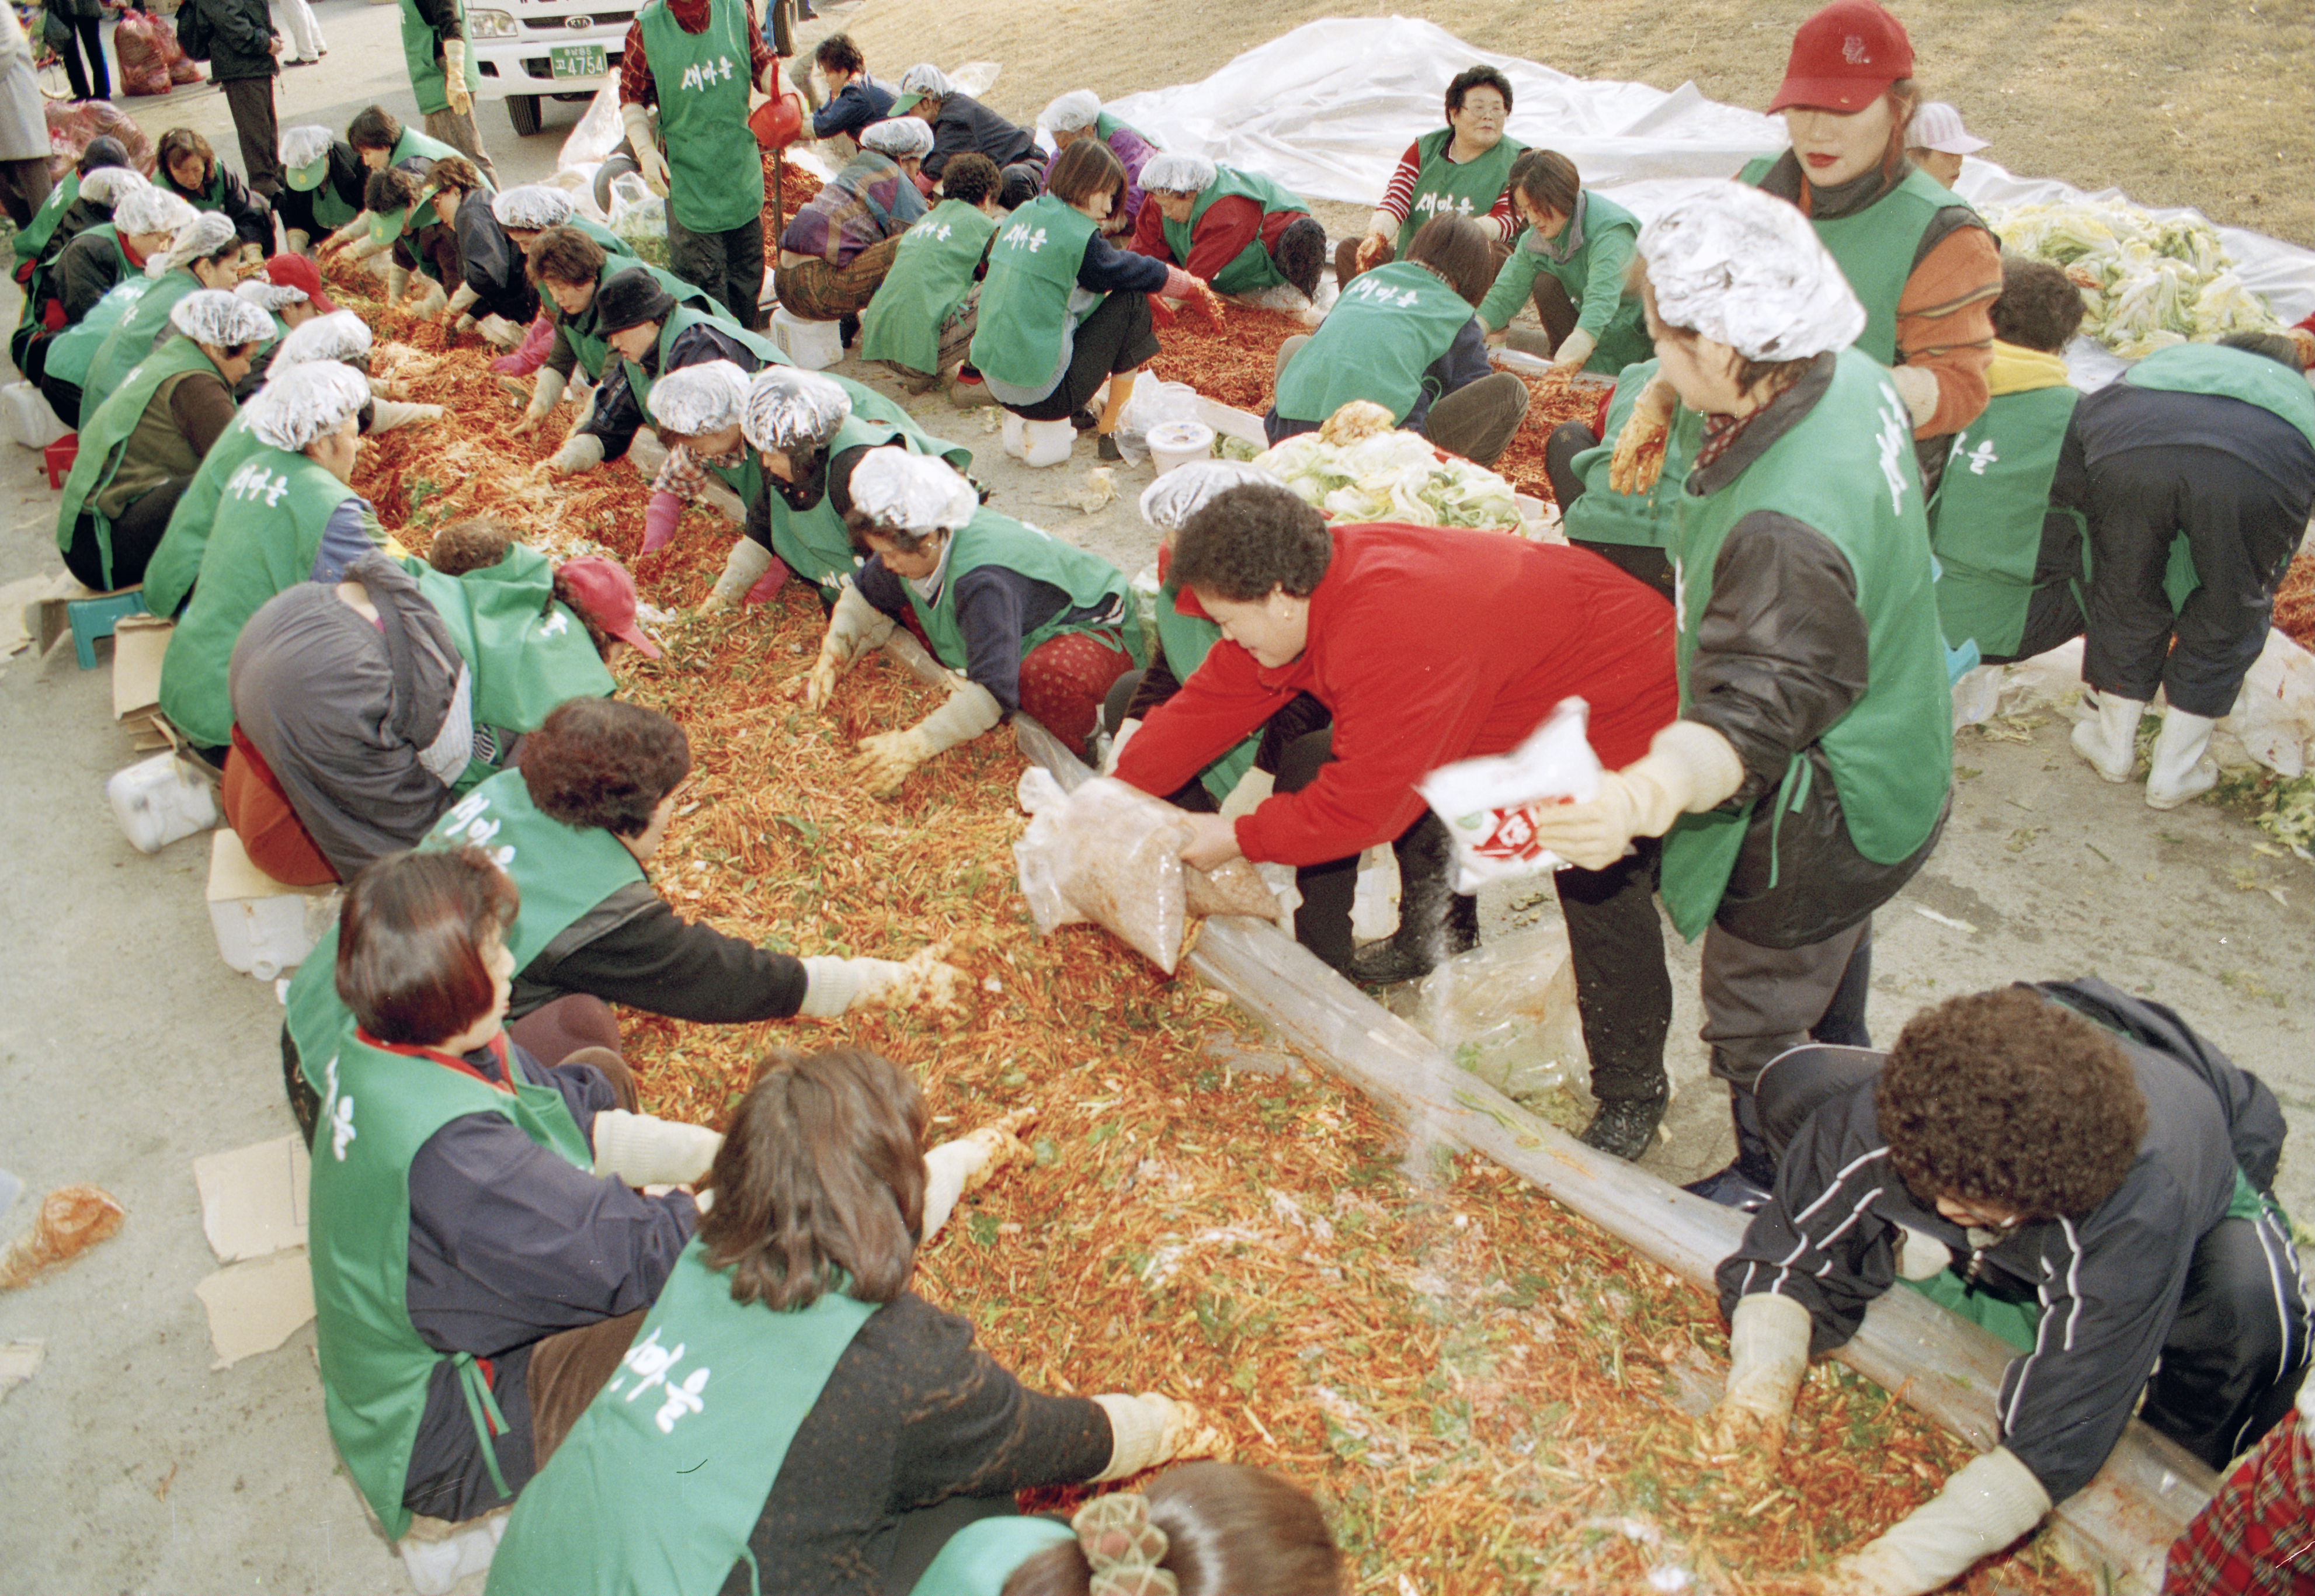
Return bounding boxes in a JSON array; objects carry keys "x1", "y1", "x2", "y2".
[{"x1": 1, "y1": 4, "x2": 2310, "y2": 1593}]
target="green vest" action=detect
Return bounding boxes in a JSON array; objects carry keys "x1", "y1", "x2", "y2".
[
  {"x1": 1479, "y1": 190, "x2": 1650, "y2": 374},
  {"x1": 41, "y1": 227, "x2": 140, "y2": 389},
  {"x1": 158, "y1": 447, "x2": 367, "y2": 748},
  {"x1": 969, "y1": 194, "x2": 1100, "y2": 392},
  {"x1": 859, "y1": 199, "x2": 997, "y2": 374},
  {"x1": 84, "y1": 267, "x2": 203, "y2": 415},
  {"x1": 1927, "y1": 384, "x2": 2082, "y2": 660},
  {"x1": 2124, "y1": 341, "x2": 2315, "y2": 454},
  {"x1": 1394, "y1": 127, "x2": 1525, "y2": 256},
  {"x1": 398, "y1": 0, "x2": 481, "y2": 117},
  {"x1": 1164, "y1": 166, "x2": 1305, "y2": 294},
  {"x1": 908, "y1": 1517, "x2": 1078, "y2": 1596},
  {"x1": 1561, "y1": 360, "x2": 1700, "y2": 551},
  {"x1": 415, "y1": 547, "x2": 617, "y2": 729},
  {"x1": 1273, "y1": 259, "x2": 1475, "y2": 429},
  {"x1": 484, "y1": 1240, "x2": 878, "y2": 1596},
  {"x1": 1657, "y1": 349, "x2": 1954, "y2": 940},
  {"x1": 1155, "y1": 578, "x2": 1258, "y2": 802},
  {"x1": 15, "y1": 171, "x2": 75, "y2": 266},
  {"x1": 145, "y1": 410, "x2": 267, "y2": 617},
  {"x1": 308, "y1": 162, "x2": 361, "y2": 232},
  {"x1": 390, "y1": 125, "x2": 470, "y2": 173},
  {"x1": 620, "y1": 304, "x2": 787, "y2": 424},
  {"x1": 54, "y1": 336, "x2": 220, "y2": 589},
  {"x1": 289, "y1": 767, "x2": 648, "y2": 1101},
  {"x1": 563, "y1": 259, "x2": 720, "y2": 382},
  {"x1": 304, "y1": 1024, "x2": 593, "y2": 1539},
  {"x1": 767, "y1": 390, "x2": 975, "y2": 599},
  {"x1": 902, "y1": 508, "x2": 1142, "y2": 674},
  {"x1": 1740, "y1": 157, "x2": 1959, "y2": 366},
  {"x1": 639, "y1": 0, "x2": 764, "y2": 233}
]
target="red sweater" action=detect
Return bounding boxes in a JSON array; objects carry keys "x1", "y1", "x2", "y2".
[
  {"x1": 1115, "y1": 523, "x2": 1680, "y2": 866},
  {"x1": 1129, "y1": 194, "x2": 1301, "y2": 282}
]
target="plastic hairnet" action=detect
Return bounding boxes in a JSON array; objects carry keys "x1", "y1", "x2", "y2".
[
  {"x1": 1043, "y1": 90, "x2": 1100, "y2": 133},
  {"x1": 1636, "y1": 182, "x2": 1865, "y2": 362},
  {"x1": 236, "y1": 279, "x2": 307, "y2": 312},
  {"x1": 279, "y1": 125, "x2": 335, "y2": 171},
  {"x1": 861, "y1": 117, "x2": 934, "y2": 159},
  {"x1": 740, "y1": 366, "x2": 852, "y2": 453},
  {"x1": 1138, "y1": 459, "x2": 1274, "y2": 533},
  {"x1": 169, "y1": 288, "x2": 276, "y2": 348},
  {"x1": 646, "y1": 359, "x2": 752, "y2": 436},
  {"x1": 113, "y1": 187, "x2": 197, "y2": 238},
  {"x1": 152, "y1": 210, "x2": 240, "y2": 276},
  {"x1": 276, "y1": 308, "x2": 374, "y2": 367},
  {"x1": 491, "y1": 183, "x2": 576, "y2": 231},
  {"x1": 246, "y1": 360, "x2": 371, "y2": 451},
  {"x1": 1139, "y1": 153, "x2": 1216, "y2": 195},
  {"x1": 898, "y1": 63, "x2": 952, "y2": 99},
  {"x1": 850, "y1": 447, "x2": 977, "y2": 534},
  {"x1": 77, "y1": 166, "x2": 148, "y2": 209}
]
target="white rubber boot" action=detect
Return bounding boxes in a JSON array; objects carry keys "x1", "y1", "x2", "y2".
[
  {"x1": 2144, "y1": 710, "x2": 2219, "y2": 809},
  {"x1": 2069, "y1": 691, "x2": 2146, "y2": 783},
  {"x1": 1021, "y1": 417, "x2": 1076, "y2": 468},
  {"x1": 1000, "y1": 410, "x2": 1027, "y2": 460}
]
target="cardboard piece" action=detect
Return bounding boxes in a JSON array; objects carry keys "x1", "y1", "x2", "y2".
[
  {"x1": 193, "y1": 1249, "x2": 314, "y2": 1369},
  {"x1": 0, "y1": 1340, "x2": 42, "y2": 1401},
  {"x1": 192, "y1": 1135, "x2": 310, "y2": 1264},
  {"x1": 2, "y1": 572, "x2": 79, "y2": 658},
  {"x1": 110, "y1": 614, "x2": 173, "y2": 720}
]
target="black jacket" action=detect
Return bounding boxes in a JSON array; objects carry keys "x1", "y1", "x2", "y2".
[
  {"x1": 160, "y1": 164, "x2": 274, "y2": 248},
  {"x1": 455, "y1": 188, "x2": 535, "y2": 325},
  {"x1": 579, "y1": 317, "x2": 764, "y2": 458},
  {"x1": 197, "y1": 0, "x2": 279, "y2": 82},
  {"x1": 48, "y1": 225, "x2": 127, "y2": 325},
  {"x1": 923, "y1": 92, "x2": 1038, "y2": 182},
  {"x1": 512, "y1": 879, "x2": 811, "y2": 1024}
]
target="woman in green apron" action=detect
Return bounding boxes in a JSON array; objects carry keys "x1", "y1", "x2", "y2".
[
  {"x1": 509, "y1": 224, "x2": 721, "y2": 444},
  {"x1": 1040, "y1": 89, "x2": 1158, "y2": 232},
  {"x1": 78, "y1": 210, "x2": 248, "y2": 424},
  {"x1": 858, "y1": 152, "x2": 1006, "y2": 392},
  {"x1": 154, "y1": 127, "x2": 273, "y2": 256},
  {"x1": 346, "y1": 103, "x2": 492, "y2": 192},
  {"x1": 426, "y1": 156, "x2": 533, "y2": 346},
  {"x1": 1337, "y1": 64, "x2": 1524, "y2": 291},
  {"x1": 1476, "y1": 149, "x2": 1649, "y2": 376},
  {"x1": 1526, "y1": 183, "x2": 1952, "y2": 1211},
  {"x1": 25, "y1": 182, "x2": 195, "y2": 428},
  {"x1": 484, "y1": 1046, "x2": 1222, "y2": 1596},
  {"x1": 1131, "y1": 151, "x2": 1326, "y2": 309},
  {"x1": 274, "y1": 124, "x2": 368, "y2": 256},
  {"x1": 644, "y1": 361, "x2": 812, "y2": 614}
]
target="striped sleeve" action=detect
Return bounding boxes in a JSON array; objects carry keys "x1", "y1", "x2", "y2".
[
  {"x1": 1375, "y1": 142, "x2": 1423, "y2": 225},
  {"x1": 1895, "y1": 224, "x2": 2002, "y2": 437},
  {"x1": 1715, "y1": 1112, "x2": 1903, "y2": 1355}
]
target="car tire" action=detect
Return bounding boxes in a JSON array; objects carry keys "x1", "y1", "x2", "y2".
[{"x1": 506, "y1": 95, "x2": 543, "y2": 138}]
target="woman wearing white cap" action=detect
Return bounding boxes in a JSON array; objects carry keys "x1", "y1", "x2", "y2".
[
  {"x1": 1526, "y1": 182, "x2": 1954, "y2": 1209},
  {"x1": 25, "y1": 181, "x2": 192, "y2": 428},
  {"x1": 1904, "y1": 102, "x2": 1987, "y2": 192},
  {"x1": 82, "y1": 211, "x2": 251, "y2": 420},
  {"x1": 1041, "y1": 89, "x2": 1156, "y2": 232},
  {"x1": 801, "y1": 447, "x2": 1142, "y2": 789},
  {"x1": 274, "y1": 126, "x2": 366, "y2": 258},
  {"x1": 1131, "y1": 152, "x2": 1326, "y2": 308},
  {"x1": 774, "y1": 116, "x2": 933, "y2": 331},
  {"x1": 892, "y1": 62, "x2": 1045, "y2": 209}
]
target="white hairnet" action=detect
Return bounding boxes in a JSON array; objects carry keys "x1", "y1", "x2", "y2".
[
  {"x1": 851, "y1": 447, "x2": 977, "y2": 534},
  {"x1": 77, "y1": 166, "x2": 148, "y2": 208},
  {"x1": 279, "y1": 124, "x2": 335, "y2": 171},
  {"x1": 151, "y1": 210, "x2": 240, "y2": 276},
  {"x1": 276, "y1": 308, "x2": 373, "y2": 367},
  {"x1": 1043, "y1": 90, "x2": 1100, "y2": 133},
  {"x1": 741, "y1": 366, "x2": 852, "y2": 453},
  {"x1": 1138, "y1": 460, "x2": 1274, "y2": 533},
  {"x1": 1139, "y1": 153, "x2": 1216, "y2": 195},
  {"x1": 113, "y1": 187, "x2": 197, "y2": 238},
  {"x1": 169, "y1": 288, "x2": 276, "y2": 348},
  {"x1": 246, "y1": 360, "x2": 371, "y2": 451},
  {"x1": 1636, "y1": 182, "x2": 1866, "y2": 363},
  {"x1": 861, "y1": 117, "x2": 934, "y2": 160},
  {"x1": 647, "y1": 359, "x2": 752, "y2": 436},
  {"x1": 898, "y1": 63, "x2": 952, "y2": 99},
  {"x1": 237, "y1": 279, "x2": 307, "y2": 312},
  {"x1": 490, "y1": 183, "x2": 575, "y2": 231}
]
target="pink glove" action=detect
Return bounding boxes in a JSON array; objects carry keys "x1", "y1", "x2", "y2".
[
  {"x1": 1161, "y1": 265, "x2": 1198, "y2": 300},
  {"x1": 642, "y1": 490, "x2": 683, "y2": 553},
  {"x1": 491, "y1": 313, "x2": 556, "y2": 376},
  {"x1": 746, "y1": 557, "x2": 792, "y2": 604}
]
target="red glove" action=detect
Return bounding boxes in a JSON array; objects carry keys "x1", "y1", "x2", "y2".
[
  {"x1": 642, "y1": 489, "x2": 683, "y2": 553},
  {"x1": 491, "y1": 312, "x2": 555, "y2": 376},
  {"x1": 745, "y1": 556, "x2": 791, "y2": 605}
]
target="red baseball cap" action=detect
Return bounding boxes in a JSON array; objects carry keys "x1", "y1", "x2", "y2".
[
  {"x1": 1768, "y1": 1, "x2": 1914, "y2": 114},
  {"x1": 557, "y1": 556, "x2": 662, "y2": 660},
  {"x1": 265, "y1": 253, "x2": 338, "y2": 316}
]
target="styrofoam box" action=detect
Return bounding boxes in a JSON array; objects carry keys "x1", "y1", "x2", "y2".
[
  {"x1": 2, "y1": 380, "x2": 69, "y2": 450},
  {"x1": 207, "y1": 829, "x2": 340, "y2": 982}
]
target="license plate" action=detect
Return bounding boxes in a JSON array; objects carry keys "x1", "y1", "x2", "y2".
[{"x1": 549, "y1": 44, "x2": 606, "y2": 78}]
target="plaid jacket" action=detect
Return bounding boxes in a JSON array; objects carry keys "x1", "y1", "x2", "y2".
[{"x1": 2165, "y1": 1414, "x2": 2315, "y2": 1595}]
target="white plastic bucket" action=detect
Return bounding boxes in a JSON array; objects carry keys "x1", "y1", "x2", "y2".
[
  {"x1": 1, "y1": 381, "x2": 68, "y2": 450},
  {"x1": 771, "y1": 307, "x2": 844, "y2": 371},
  {"x1": 206, "y1": 829, "x2": 338, "y2": 982},
  {"x1": 1146, "y1": 420, "x2": 1215, "y2": 476},
  {"x1": 106, "y1": 753, "x2": 220, "y2": 854}
]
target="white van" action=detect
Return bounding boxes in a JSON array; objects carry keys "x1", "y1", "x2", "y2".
[{"x1": 465, "y1": 0, "x2": 634, "y2": 137}]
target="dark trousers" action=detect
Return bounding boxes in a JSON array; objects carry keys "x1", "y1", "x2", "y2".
[
  {"x1": 2083, "y1": 443, "x2": 2309, "y2": 718},
  {"x1": 1699, "y1": 917, "x2": 1874, "y2": 1090},
  {"x1": 0, "y1": 157, "x2": 53, "y2": 230},
  {"x1": 1100, "y1": 669, "x2": 1329, "y2": 814},
  {"x1": 1982, "y1": 580, "x2": 2088, "y2": 667},
  {"x1": 62, "y1": 477, "x2": 192, "y2": 592},
  {"x1": 57, "y1": 13, "x2": 107, "y2": 99},
  {"x1": 1005, "y1": 287, "x2": 1160, "y2": 422},
  {"x1": 1547, "y1": 418, "x2": 1677, "y2": 601},
  {"x1": 1421, "y1": 370, "x2": 1530, "y2": 470},
  {"x1": 220, "y1": 75, "x2": 283, "y2": 200},
  {"x1": 36, "y1": 364, "x2": 82, "y2": 433},
  {"x1": 1555, "y1": 841, "x2": 1672, "y2": 1102},
  {"x1": 669, "y1": 210, "x2": 765, "y2": 329}
]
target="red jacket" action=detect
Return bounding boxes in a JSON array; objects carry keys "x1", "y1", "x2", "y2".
[{"x1": 1116, "y1": 523, "x2": 1680, "y2": 866}]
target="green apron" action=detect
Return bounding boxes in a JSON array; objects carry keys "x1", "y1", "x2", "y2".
[
  {"x1": 1163, "y1": 166, "x2": 1306, "y2": 295},
  {"x1": 53, "y1": 336, "x2": 220, "y2": 589},
  {"x1": 858, "y1": 199, "x2": 997, "y2": 374},
  {"x1": 908, "y1": 1517, "x2": 1079, "y2": 1596},
  {"x1": 1393, "y1": 126, "x2": 1525, "y2": 256},
  {"x1": 767, "y1": 393, "x2": 975, "y2": 599},
  {"x1": 389, "y1": 125, "x2": 469, "y2": 172},
  {"x1": 619, "y1": 303, "x2": 787, "y2": 424},
  {"x1": 1739, "y1": 157, "x2": 1961, "y2": 367},
  {"x1": 562, "y1": 258, "x2": 721, "y2": 383},
  {"x1": 575, "y1": 214, "x2": 635, "y2": 258},
  {"x1": 483, "y1": 1240, "x2": 878, "y2": 1596},
  {"x1": 415, "y1": 546, "x2": 617, "y2": 729},
  {"x1": 43, "y1": 264, "x2": 148, "y2": 392},
  {"x1": 1155, "y1": 575, "x2": 1259, "y2": 802},
  {"x1": 157, "y1": 447, "x2": 369, "y2": 747},
  {"x1": 83, "y1": 267, "x2": 203, "y2": 416},
  {"x1": 969, "y1": 193, "x2": 1099, "y2": 393},
  {"x1": 145, "y1": 409, "x2": 266, "y2": 617},
  {"x1": 288, "y1": 767, "x2": 648, "y2": 1100},
  {"x1": 398, "y1": 0, "x2": 481, "y2": 117},
  {"x1": 1273, "y1": 258, "x2": 1476, "y2": 429},
  {"x1": 639, "y1": 0, "x2": 765, "y2": 234},
  {"x1": 15, "y1": 171, "x2": 75, "y2": 267},
  {"x1": 302, "y1": 156, "x2": 362, "y2": 232},
  {"x1": 2123, "y1": 340, "x2": 2315, "y2": 454},
  {"x1": 304, "y1": 1024, "x2": 593, "y2": 1539},
  {"x1": 902, "y1": 507, "x2": 1143, "y2": 673},
  {"x1": 1657, "y1": 349, "x2": 1953, "y2": 940},
  {"x1": 1560, "y1": 360, "x2": 1701, "y2": 551},
  {"x1": 1475, "y1": 189, "x2": 1650, "y2": 374},
  {"x1": 1927, "y1": 384, "x2": 2083, "y2": 660}
]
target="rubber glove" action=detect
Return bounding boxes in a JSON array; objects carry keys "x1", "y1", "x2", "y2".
[
  {"x1": 592, "y1": 1110, "x2": 722, "y2": 1187},
  {"x1": 850, "y1": 679, "x2": 1003, "y2": 795},
  {"x1": 443, "y1": 40, "x2": 472, "y2": 116},
  {"x1": 1701, "y1": 1292, "x2": 1813, "y2": 1461},
  {"x1": 1102, "y1": 717, "x2": 1141, "y2": 775},
  {"x1": 1609, "y1": 374, "x2": 1678, "y2": 495},
  {"x1": 1523, "y1": 719, "x2": 1744, "y2": 871},
  {"x1": 745, "y1": 558, "x2": 789, "y2": 605},
  {"x1": 475, "y1": 314, "x2": 525, "y2": 350},
  {"x1": 620, "y1": 103, "x2": 672, "y2": 197},
  {"x1": 510, "y1": 366, "x2": 568, "y2": 435},
  {"x1": 642, "y1": 489, "x2": 684, "y2": 553},
  {"x1": 492, "y1": 313, "x2": 556, "y2": 375},
  {"x1": 367, "y1": 397, "x2": 444, "y2": 432},
  {"x1": 1355, "y1": 213, "x2": 1396, "y2": 270},
  {"x1": 237, "y1": 240, "x2": 265, "y2": 270},
  {"x1": 700, "y1": 537, "x2": 774, "y2": 612},
  {"x1": 544, "y1": 432, "x2": 606, "y2": 477},
  {"x1": 1817, "y1": 1449, "x2": 2052, "y2": 1596},
  {"x1": 1889, "y1": 363, "x2": 1941, "y2": 431},
  {"x1": 785, "y1": 53, "x2": 822, "y2": 110},
  {"x1": 920, "y1": 1109, "x2": 1035, "y2": 1240},
  {"x1": 797, "y1": 945, "x2": 969, "y2": 1016},
  {"x1": 696, "y1": 475, "x2": 747, "y2": 525},
  {"x1": 384, "y1": 262, "x2": 410, "y2": 305},
  {"x1": 1552, "y1": 326, "x2": 1597, "y2": 373},
  {"x1": 409, "y1": 276, "x2": 449, "y2": 320},
  {"x1": 284, "y1": 227, "x2": 311, "y2": 256},
  {"x1": 801, "y1": 581, "x2": 895, "y2": 708},
  {"x1": 1089, "y1": 1393, "x2": 1228, "y2": 1481},
  {"x1": 443, "y1": 281, "x2": 479, "y2": 325}
]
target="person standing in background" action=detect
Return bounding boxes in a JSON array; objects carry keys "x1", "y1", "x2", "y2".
[
  {"x1": 44, "y1": 0, "x2": 109, "y2": 102},
  {"x1": 196, "y1": 0, "x2": 287, "y2": 197},
  {"x1": 268, "y1": 0, "x2": 326, "y2": 67},
  {"x1": 398, "y1": 0, "x2": 498, "y2": 184},
  {"x1": 0, "y1": 4, "x2": 54, "y2": 229},
  {"x1": 1904, "y1": 102, "x2": 1987, "y2": 191}
]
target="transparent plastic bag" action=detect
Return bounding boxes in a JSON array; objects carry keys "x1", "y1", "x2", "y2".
[
  {"x1": 2216, "y1": 627, "x2": 2315, "y2": 777},
  {"x1": 1412, "y1": 925, "x2": 1588, "y2": 1105},
  {"x1": 1416, "y1": 697, "x2": 1603, "y2": 892},
  {"x1": 1113, "y1": 378, "x2": 1203, "y2": 467}
]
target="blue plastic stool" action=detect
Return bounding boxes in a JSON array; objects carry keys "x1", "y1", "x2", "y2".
[{"x1": 68, "y1": 587, "x2": 147, "y2": 670}]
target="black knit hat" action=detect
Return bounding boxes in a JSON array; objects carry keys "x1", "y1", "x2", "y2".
[
  {"x1": 595, "y1": 268, "x2": 678, "y2": 335},
  {"x1": 78, "y1": 137, "x2": 130, "y2": 176}
]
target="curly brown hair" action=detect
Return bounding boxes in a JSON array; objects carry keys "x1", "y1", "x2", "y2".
[
  {"x1": 1990, "y1": 255, "x2": 2085, "y2": 354},
  {"x1": 1878, "y1": 987, "x2": 2147, "y2": 1222},
  {"x1": 518, "y1": 698, "x2": 691, "y2": 837},
  {"x1": 1172, "y1": 483, "x2": 1332, "y2": 601},
  {"x1": 426, "y1": 517, "x2": 515, "y2": 577}
]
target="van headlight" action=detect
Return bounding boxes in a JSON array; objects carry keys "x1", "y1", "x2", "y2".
[{"x1": 467, "y1": 9, "x2": 519, "y2": 37}]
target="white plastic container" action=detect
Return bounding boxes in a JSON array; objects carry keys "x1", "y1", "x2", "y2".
[
  {"x1": 207, "y1": 829, "x2": 339, "y2": 982},
  {"x1": 106, "y1": 753, "x2": 220, "y2": 854},
  {"x1": 1019, "y1": 416, "x2": 1075, "y2": 468},
  {"x1": 771, "y1": 307, "x2": 844, "y2": 371},
  {"x1": 2, "y1": 380, "x2": 69, "y2": 449},
  {"x1": 1146, "y1": 419, "x2": 1215, "y2": 476}
]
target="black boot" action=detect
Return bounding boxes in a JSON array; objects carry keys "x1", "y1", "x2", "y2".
[
  {"x1": 1681, "y1": 1081, "x2": 1775, "y2": 1211},
  {"x1": 1579, "y1": 1087, "x2": 1667, "y2": 1160},
  {"x1": 1347, "y1": 817, "x2": 1476, "y2": 986}
]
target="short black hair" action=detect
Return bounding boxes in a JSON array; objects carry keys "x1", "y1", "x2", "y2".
[
  {"x1": 347, "y1": 106, "x2": 402, "y2": 153},
  {"x1": 1989, "y1": 255, "x2": 2084, "y2": 353},
  {"x1": 1172, "y1": 484, "x2": 1332, "y2": 602},
  {"x1": 2220, "y1": 331, "x2": 2304, "y2": 370},
  {"x1": 1445, "y1": 65, "x2": 1513, "y2": 119},
  {"x1": 941, "y1": 152, "x2": 1002, "y2": 208},
  {"x1": 815, "y1": 32, "x2": 864, "y2": 76},
  {"x1": 364, "y1": 167, "x2": 422, "y2": 215}
]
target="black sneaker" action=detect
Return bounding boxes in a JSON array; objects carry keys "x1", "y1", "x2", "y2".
[
  {"x1": 1096, "y1": 433, "x2": 1122, "y2": 463},
  {"x1": 837, "y1": 312, "x2": 860, "y2": 348},
  {"x1": 1681, "y1": 1164, "x2": 1773, "y2": 1212},
  {"x1": 1578, "y1": 1091, "x2": 1667, "y2": 1162}
]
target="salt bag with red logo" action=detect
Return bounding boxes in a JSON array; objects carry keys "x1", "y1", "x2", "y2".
[{"x1": 1416, "y1": 697, "x2": 1603, "y2": 892}]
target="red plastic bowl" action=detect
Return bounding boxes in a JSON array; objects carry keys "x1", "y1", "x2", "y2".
[{"x1": 749, "y1": 95, "x2": 803, "y2": 152}]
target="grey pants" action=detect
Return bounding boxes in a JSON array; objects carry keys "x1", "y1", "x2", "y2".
[
  {"x1": 221, "y1": 75, "x2": 283, "y2": 197},
  {"x1": 1700, "y1": 917, "x2": 1873, "y2": 1090},
  {"x1": 670, "y1": 210, "x2": 766, "y2": 330},
  {"x1": 423, "y1": 107, "x2": 500, "y2": 187}
]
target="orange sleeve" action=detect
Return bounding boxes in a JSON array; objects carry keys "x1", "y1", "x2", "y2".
[{"x1": 1895, "y1": 224, "x2": 2001, "y2": 437}]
